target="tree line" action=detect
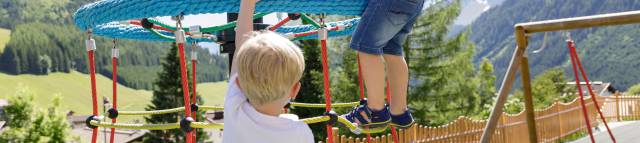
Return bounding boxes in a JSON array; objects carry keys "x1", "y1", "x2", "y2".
[{"x1": 0, "y1": 0, "x2": 229, "y2": 89}]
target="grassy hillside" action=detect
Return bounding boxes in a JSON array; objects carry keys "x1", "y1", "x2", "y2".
[
  {"x1": 197, "y1": 82, "x2": 228, "y2": 106},
  {"x1": 0, "y1": 28, "x2": 9, "y2": 52},
  {"x1": 0, "y1": 71, "x2": 227, "y2": 122}
]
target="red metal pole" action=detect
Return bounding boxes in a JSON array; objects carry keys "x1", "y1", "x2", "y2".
[
  {"x1": 190, "y1": 50, "x2": 198, "y2": 141},
  {"x1": 110, "y1": 47, "x2": 118, "y2": 143},
  {"x1": 569, "y1": 40, "x2": 616, "y2": 142},
  {"x1": 567, "y1": 40, "x2": 595, "y2": 143},
  {"x1": 176, "y1": 28, "x2": 193, "y2": 143},
  {"x1": 269, "y1": 17, "x2": 292, "y2": 31},
  {"x1": 86, "y1": 38, "x2": 99, "y2": 143},
  {"x1": 320, "y1": 38, "x2": 334, "y2": 143}
]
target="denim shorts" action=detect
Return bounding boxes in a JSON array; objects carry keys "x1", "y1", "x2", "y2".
[{"x1": 350, "y1": 0, "x2": 425, "y2": 56}]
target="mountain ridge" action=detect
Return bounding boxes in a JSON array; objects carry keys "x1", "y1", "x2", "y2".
[{"x1": 470, "y1": 0, "x2": 640, "y2": 90}]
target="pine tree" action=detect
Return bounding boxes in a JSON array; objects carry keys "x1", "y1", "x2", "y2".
[
  {"x1": 508, "y1": 68, "x2": 576, "y2": 112},
  {"x1": 143, "y1": 43, "x2": 206, "y2": 143},
  {"x1": 475, "y1": 58, "x2": 497, "y2": 119},
  {"x1": 407, "y1": 0, "x2": 482, "y2": 125},
  {"x1": 291, "y1": 37, "x2": 326, "y2": 141}
]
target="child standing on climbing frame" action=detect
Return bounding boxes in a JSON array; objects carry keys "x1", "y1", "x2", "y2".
[
  {"x1": 343, "y1": 0, "x2": 424, "y2": 129},
  {"x1": 222, "y1": 0, "x2": 313, "y2": 143}
]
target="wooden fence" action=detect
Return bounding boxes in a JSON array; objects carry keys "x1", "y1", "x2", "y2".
[{"x1": 323, "y1": 93, "x2": 640, "y2": 143}]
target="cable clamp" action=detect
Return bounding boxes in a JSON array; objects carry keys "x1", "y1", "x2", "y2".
[
  {"x1": 288, "y1": 13, "x2": 301, "y2": 20},
  {"x1": 180, "y1": 117, "x2": 195, "y2": 132},
  {"x1": 118, "y1": 21, "x2": 130, "y2": 25},
  {"x1": 107, "y1": 108, "x2": 119, "y2": 119},
  {"x1": 284, "y1": 33, "x2": 295, "y2": 39},
  {"x1": 112, "y1": 48, "x2": 119, "y2": 58},
  {"x1": 203, "y1": 34, "x2": 218, "y2": 42},
  {"x1": 359, "y1": 98, "x2": 368, "y2": 106},
  {"x1": 191, "y1": 103, "x2": 199, "y2": 112},
  {"x1": 189, "y1": 25, "x2": 204, "y2": 39},
  {"x1": 318, "y1": 28, "x2": 328, "y2": 41},
  {"x1": 324, "y1": 110, "x2": 338, "y2": 126},
  {"x1": 85, "y1": 39, "x2": 96, "y2": 52},
  {"x1": 175, "y1": 29, "x2": 186, "y2": 44},
  {"x1": 85, "y1": 115, "x2": 100, "y2": 129},
  {"x1": 140, "y1": 18, "x2": 154, "y2": 29},
  {"x1": 334, "y1": 23, "x2": 352, "y2": 31},
  {"x1": 191, "y1": 50, "x2": 198, "y2": 61},
  {"x1": 283, "y1": 101, "x2": 291, "y2": 109}
]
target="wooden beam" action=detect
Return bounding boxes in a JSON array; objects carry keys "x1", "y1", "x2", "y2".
[
  {"x1": 481, "y1": 10, "x2": 640, "y2": 143},
  {"x1": 518, "y1": 10, "x2": 640, "y2": 34},
  {"x1": 521, "y1": 55, "x2": 539, "y2": 143},
  {"x1": 480, "y1": 26, "x2": 528, "y2": 143}
]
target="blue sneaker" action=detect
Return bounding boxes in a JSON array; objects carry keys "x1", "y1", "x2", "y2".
[
  {"x1": 342, "y1": 105, "x2": 391, "y2": 129},
  {"x1": 390, "y1": 109, "x2": 415, "y2": 129}
]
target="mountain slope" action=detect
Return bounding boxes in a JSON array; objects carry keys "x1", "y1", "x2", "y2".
[
  {"x1": 0, "y1": 71, "x2": 227, "y2": 121},
  {"x1": 0, "y1": 0, "x2": 229, "y2": 89},
  {"x1": 0, "y1": 71, "x2": 152, "y2": 119},
  {"x1": 470, "y1": 0, "x2": 640, "y2": 90}
]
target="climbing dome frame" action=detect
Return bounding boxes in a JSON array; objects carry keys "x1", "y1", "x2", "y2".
[{"x1": 72, "y1": 0, "x2": 451, "y2": 143}]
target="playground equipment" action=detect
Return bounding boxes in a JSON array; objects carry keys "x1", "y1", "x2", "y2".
[
  {"x1": 481, "y1": 11, "x2": 640, "y2": 143},
  {"x1": 73, "y1": 0, "x2": 449, "y2": 143}
]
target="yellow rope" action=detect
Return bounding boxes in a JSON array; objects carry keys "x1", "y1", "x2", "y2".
[
  {"x1": 190, "y1": 122, "x2": 224, "y2": 129},
  {"x1": 89, "y1": 115, "x2": 386, "y2": 134},
  {"x1": 300, "y1": 115, "x2": 388, "y2": 134},
  {"x1": 113, "y1": 102, "x2": 357, "y2": 116},
  {"x1": 290, "y1": 102, "x2": 359, "y2": 108},
  {"x1": 199, "y1": 106, "x2": 224, "y2": 111},
  {"x1": 90, "y1": 120, "x2": 179, "y2": 130},
  {"x1": 115, "y1": 106, "x2": 223, "y2": 116},
  {"x1": 117, "y1": 107, "x2": 186, "y2": 115},
  {"x1": 301, "y1": 116, "x2": 331, "y2": 124},
  {"x1": 89, "y1": 120, "x2": 224, "y2": 130}
]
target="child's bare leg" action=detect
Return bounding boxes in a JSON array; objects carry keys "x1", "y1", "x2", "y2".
[
  {"x1": 359, "y1": 52, "x2": 386, "y2": 110},
  {"x1": 383, "y1": 54, "x2": 408, "y2": 115}
]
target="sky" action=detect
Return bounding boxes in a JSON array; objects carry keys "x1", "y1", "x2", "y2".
[
  {"x1": 156, "y1": 13, "x2": 283, "y2": 54},
  {"x1": 453, "y1": 0, "x2": 505, "y2": 25}
]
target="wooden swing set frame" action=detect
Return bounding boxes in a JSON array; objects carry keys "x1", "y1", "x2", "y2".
[{"x1": 480, "y1": 10, "x2": 640, "y2": 143}]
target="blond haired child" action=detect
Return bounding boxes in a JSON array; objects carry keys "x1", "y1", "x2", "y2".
[{"x1": 222, "y1": 0, "x2": 313, "y2": 143}]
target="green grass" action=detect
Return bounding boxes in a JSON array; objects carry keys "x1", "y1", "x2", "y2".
[
  {"x1": 0, "y1": 28, "x2": 10, "y2": 53},
  {"x1": 197, "y1": 81, "x2": 228, "y2": 106},
  {"x1": 0, "y1": 71, "x2": 227, "y2": 122},
  {"x1": 558, "y1": 131, "x2": 587, "y2": 143}
]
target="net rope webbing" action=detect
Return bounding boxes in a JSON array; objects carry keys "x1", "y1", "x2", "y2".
[
  {"x1": 81, "y1": 7, "x2": 414, "y2": 143},
  {"x1": 567, "y1": 40, "x2": 616, "y2": 143}
]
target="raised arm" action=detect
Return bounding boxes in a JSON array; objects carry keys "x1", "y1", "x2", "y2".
[{"x1": 231, "y1": 0, "x2": 257, "y2": 75}]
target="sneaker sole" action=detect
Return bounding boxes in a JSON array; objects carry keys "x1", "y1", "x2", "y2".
[
  {"x1": 360, "y1": 119, "x2": 391, "y2": 129},
  {"x1": 390, "y1": 121, "x2": 415, "y2": 129}
]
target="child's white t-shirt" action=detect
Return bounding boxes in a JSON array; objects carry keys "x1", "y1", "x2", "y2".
[{"x1": 222, "y1": 74, "x2": 314, "y2": 143}]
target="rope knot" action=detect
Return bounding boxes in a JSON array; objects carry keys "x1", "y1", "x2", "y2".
[{"x1": 324, "y1": 110, "x2": 338, "y2": 126}]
